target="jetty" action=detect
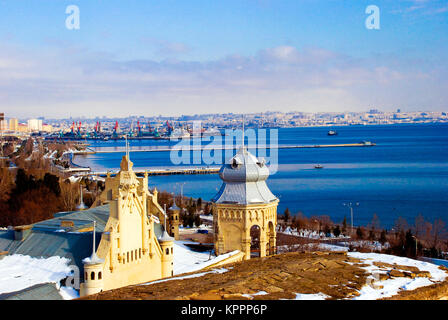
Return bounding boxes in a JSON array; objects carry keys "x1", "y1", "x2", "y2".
[
  {"x1": 75, "y1": 167, "x2": 221, "y2": 177},
  {"x1": 73, "y1": 142, "x2": 376, "y2": 155}
]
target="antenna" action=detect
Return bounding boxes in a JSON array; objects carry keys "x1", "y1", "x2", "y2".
[
  {"x1": 125, "y1": 134, "x2": 129, "y2": 160},
  {"x1": 163, "y1": 204, "x2": 167, "y2": 231},
  {"x1": 92, "y1": 220, "x2": 96, "y2": 254},
  {"x1": 242, "y1": 114, "x2": 245, "y2": 149}
]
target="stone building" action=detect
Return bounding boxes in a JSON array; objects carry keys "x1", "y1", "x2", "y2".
[
  {"x1": 212, "y1": 146, "x2": 279, "y2": 260},
  {"x1": 94, "y1": 165, "x2": 179, "y2": 240},
  {"x1": 80, "y1": 155, "x2": 174, "y2": 296}
]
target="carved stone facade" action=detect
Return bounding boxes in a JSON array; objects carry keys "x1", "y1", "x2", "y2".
[
  {"x1": 213, "y1": 201, "x2": 278, "y2": 260},
  {"x1": 94, "y1": 166, "x2": 179, "y2": 240},
  {"x1": 212, "y1": 147, "x2": 279, "y2": 260},
  {"x1": 80, "y1": 155, "x2": 174, "y2": 297}
]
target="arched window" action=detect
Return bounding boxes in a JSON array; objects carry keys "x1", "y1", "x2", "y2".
[
  {"x1": 127, "y1": 252, "x2": 129, "y2": 262},
  {"x1": 171, "y1": 247, "x2": 173, "y2": 254},
  {"x1": 131, "y1": 251, "x2": 133, "y2": 261},
  {"x1": 85, "y1": 272, "x2": 88, "y2": 279},
  {"x1": 139, "y1": 248, "x2": 142, "y2": 259},
  {"x1": 98, "y1": 272, "x2": 102, "y2": 280},
  {"x1": 165, "y1": 248, "x2": 169, "y2": 255},
  {"x1": 135, "y1": 249, "x2": 138, "y2": 260},
  {"x1": 91, "y1": 272, "x2": 95, "y2": 280}
]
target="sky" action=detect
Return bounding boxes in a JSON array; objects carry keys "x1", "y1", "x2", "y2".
[{"x1": 0, "y1": 0, "x2": 447, "y2": 118}]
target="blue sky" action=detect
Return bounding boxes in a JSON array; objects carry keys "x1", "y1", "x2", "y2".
[{"x1": 1, "y1": 0, "x2": 447, "y2": 118}]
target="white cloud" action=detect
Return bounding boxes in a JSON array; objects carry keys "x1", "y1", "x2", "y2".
[{"x1": 1, "y1": 43, "x2": 446, "y2": 118}]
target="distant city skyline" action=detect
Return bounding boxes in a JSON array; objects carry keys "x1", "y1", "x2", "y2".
[{"x1": 1, "y1": 1, "x2": 447, "y2": 118}]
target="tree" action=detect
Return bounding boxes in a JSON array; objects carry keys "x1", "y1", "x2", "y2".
[
  {"x1": 356, "y1": 226, "x2": 364, "y2": 240},
  {"x1": 333, "y1": 225, "x2": 341, "y2": 237},
  {"x1": 283, "y1": 208, "x2": 291, "y2": 223},
  {"x1": 323, "y1": 224, "x2": 331, "y2": 236},
  {"x1": 342, "y1": 216, "x2": 347, "y2": 234},
  {"x1": 43, "y1": 173, "x2": 61, "y2": 196},
  {"x1": 194, "y1": 214, "x2": 201, "y2": 227},
  {"x1": 379, "y1": 229, "x2": 387, "y2": 245}
]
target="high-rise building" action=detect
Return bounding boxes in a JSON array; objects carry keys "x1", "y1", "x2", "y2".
[
  {"x1": 9, "y1": 118, "x2": 18, "y2": 131},
  {"x1": 27, "y1": 119, "x2": 43, "y2": 131}
]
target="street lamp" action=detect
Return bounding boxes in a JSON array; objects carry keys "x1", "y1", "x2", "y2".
[
  {"x1": 343, "y1": 202, "x2": 359, "y2": 234},
  {"x1": 412, "y1": 235, "x2": 418, "y2": 257}
]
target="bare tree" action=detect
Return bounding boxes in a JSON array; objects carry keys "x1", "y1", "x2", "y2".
[{"x1": 60, "y1": 181, "x2": 80, "y2": 211}]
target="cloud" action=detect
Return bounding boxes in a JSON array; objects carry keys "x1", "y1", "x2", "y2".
[
  {"x1": 141, "y1": 37, "x2": 191, "y2": 57},
  {"x1": 1, "y1": 43, "x2": 447, "y2": 118},
  {"x1": 394, "y1": 0, "x2": 448, "y2": 15}
]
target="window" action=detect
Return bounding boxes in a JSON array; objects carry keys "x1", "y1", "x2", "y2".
[
  {"x1": 98, "y1": 272, "x2": 102, "y2": 280},
  {"x1": 131, "y1": 251, "x2": 133, "y2": 261},
  {"x1": 139, "y1": 248, "x2": 142, "y2": 259},
  {"x1": 127, "y1": 252, "x2": 129, "y2": 262},
  {"x1": 171, "y1": 247, "x2": 173, "y2": 254},
  {"x1": 166, "y1": 248, "x2": 169, "y2": 255},
  {"x1": 135, "y1": 249, "x2": 138, "y2": 260},
  {"x1": 91, "y1": 272, "x2": 95, "y2": 280}
]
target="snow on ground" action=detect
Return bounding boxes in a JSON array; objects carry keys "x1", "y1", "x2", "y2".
[
  {"x1": 282, "y1": 293, "x2": 330, "y2": 300},
  {"x1": 0, "y1": 254, "x2": 76, "y2": 299},
  {"x1": 199, "y1": 215, "x2": 213, "y2": 222},
  {"x1": 277, "y1": 242, "x2": 349, "y2": 253},
  {"x1": 242, "y1": 291, "x2": 268, "y2": 299},
  {"x1": 279, "y1": 227, "x2": 350, "y2": 240},
  {"x1": 59, "y1": 286, "x2": 80, "y2": 300},
  {"x1": 173, "y1": 240, "x2": 239, "y2": 275},
  {"x1": 68, "y1": 176, "x2": 82, "y2": 183},
  {"x1": 179, "y1": 225, "x2": 212, "y2": 234},
  {"x1": 348, "y1": 252, "x2": 448, "y2": 300}
]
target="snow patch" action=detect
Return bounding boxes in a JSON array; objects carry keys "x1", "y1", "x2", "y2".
[
  {"x1": 0, "y1": 254, "x2": 74, "y2": 297},
  {"x1": 348, "y1": 252, "x2": 448, "y2": 300}
]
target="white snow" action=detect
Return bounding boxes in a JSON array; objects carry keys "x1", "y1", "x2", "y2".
[
  {"x1": 68, "y1": 176, "x2": 81, "y2": 183},
  {"x1": 59, "y1": 286, "x2": 80, "y2": 300},
  {"x1": 173, "y1": 240, "x2": 239, "y2": 275},
  {"x1": 199, "y1": 215, "x2": 213, "y2": 222},
  {"x1": 242, "y1": 291, "x2": 268, "y2": 299},
  {"x1": 282, "y1": 292, "x2": 330, "y2": 300},
  {"x1": 279, "y1": 227, "x2": 350, "y2": 240},
  {"x1": 0, "y1": 254, "x2": 75, "y2": 299},
  {"x1": 348, "y1": 252, "x2": 448, "y2": 300}
]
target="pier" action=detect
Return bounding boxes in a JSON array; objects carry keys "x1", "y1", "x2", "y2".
[
  {"x1": 73, "y1": 142, "x2": 375, "y2": 155},
  {"x1": 75, "y1": 167, "x2": 221, "y2": 177}
]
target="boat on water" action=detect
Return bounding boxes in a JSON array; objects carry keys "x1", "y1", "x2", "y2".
[
  {"x1": 328, "y1": 130, "x2": 338, "y2": 136},
  {"x1": 314, "y1": 164, "x2": 324, "y2": 169},
  {"x1": 361, "y1": 141, "x2": 375, "y2": 146}
]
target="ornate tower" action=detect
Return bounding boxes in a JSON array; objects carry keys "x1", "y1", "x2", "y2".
[
  {"x1": 212, "y1": 147, "x2": 278, "y2": 260},
  {"x1": 168, "y1": 196, "x2": 180, "y2": 240}
]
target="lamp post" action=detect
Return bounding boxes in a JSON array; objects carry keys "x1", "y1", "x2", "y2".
[
  {"x1": 412, "y1": 235, "x2": 418, "y2": 257},
  {"x1": 343, "y1": 202, "x2": 359, "y2": 234}
]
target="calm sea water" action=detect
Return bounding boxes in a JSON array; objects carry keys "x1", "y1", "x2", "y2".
[{"x1": 74, "y1": 124, "x2": 448, "y2": 229}]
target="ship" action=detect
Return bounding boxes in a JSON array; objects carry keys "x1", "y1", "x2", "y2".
[
  {"x1": 328, "y1": 130, "x2": 338, "y2": 136},
  {"x1": 314, "y1": 164, "x2": 324, "y2": 169}
]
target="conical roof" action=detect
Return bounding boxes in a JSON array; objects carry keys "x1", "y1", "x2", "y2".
[
  {"x1": 169, "y1": 202, "x2": 181, "y2": 212},
  {"x1": 212, "y1": 147, "x2": 278, "y2": 205},
  {"x1": 158, "y1": 230, "x2": 174, "y2": 242}
]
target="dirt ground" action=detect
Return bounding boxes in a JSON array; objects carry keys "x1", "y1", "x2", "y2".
[{"x1": 82, "y1": 251, "x2": 374, "y2": 300}]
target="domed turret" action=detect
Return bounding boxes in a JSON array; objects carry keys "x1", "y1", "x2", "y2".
[{"x1": 212, "y1": 147, "x2": 278, "y2": 205}]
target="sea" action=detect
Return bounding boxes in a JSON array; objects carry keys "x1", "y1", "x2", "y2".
[{"x1": 73, "y1": 123, "x2": 448, "y2": 229}]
